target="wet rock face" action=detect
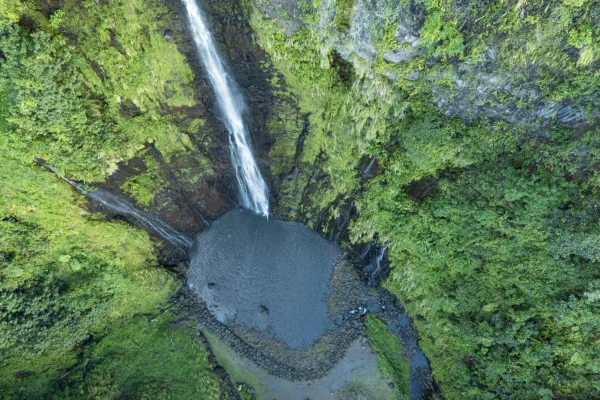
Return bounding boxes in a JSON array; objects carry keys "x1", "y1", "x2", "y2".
[
  {"x1": 252, "y1": 0, "x2": 590, "y2": 129},
  {"x1": 98, "y1": 0, "x2": 283, "y2": 259},
  {"x1": 346, "y1": 0, "x2": 423, "y2": 63},
  {"x1": 194, "y1": 0, "x2": 278, "y2": 166},
  {"x1": 254, "y1": 0, "x2": 303, "y2": 35},
  {"x1": 430, "y1": 65, "x2": 587, "y2": 126}
]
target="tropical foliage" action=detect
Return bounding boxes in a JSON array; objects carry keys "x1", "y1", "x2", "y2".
[
  {"x1": 247, "y1": 0, "x2": 600, "y2": 398},
  {"x1": 0, "y1": 1, "x2": 222, "y2": 397}
]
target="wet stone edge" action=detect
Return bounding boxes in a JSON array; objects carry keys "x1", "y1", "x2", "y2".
[{"x1": 175, "y1": 286, "x2": 366, "y2": 382}]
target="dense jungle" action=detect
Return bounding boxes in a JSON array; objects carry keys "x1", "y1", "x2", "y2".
[{"x1": 1, "y1": 0, "x2": 599, "y2": 399}]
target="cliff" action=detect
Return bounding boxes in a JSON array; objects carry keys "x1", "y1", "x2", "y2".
[{"x1": 1, "y1": 0, "x2": 599, "y2": 399}]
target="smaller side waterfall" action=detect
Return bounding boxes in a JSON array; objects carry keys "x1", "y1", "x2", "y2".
[
  {"x1": 35, "y1": 159, "x2": 191, "y2": 249},
  {"x1": 359, "y1": 240, "x2": 390, "y2": 286},
  {"x1": 182, "y1": 0, "x2": 269, "y2": 217},
  {"x1": 86, "y1": 190, "x2": 191, "y2": 249}
]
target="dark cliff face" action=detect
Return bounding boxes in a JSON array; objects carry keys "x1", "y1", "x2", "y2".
[{"x1": 97, "y1": 0, "x2": 282, "y2": 264}]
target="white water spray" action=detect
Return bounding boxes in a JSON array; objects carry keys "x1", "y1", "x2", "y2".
[
  {"x1": 86, "y1": 190, "x2": 192, "y2": 249},
  {"x1": 182, "y1": 0, "x2": 269, "y2": 217},
  {"x1": 34, "y1": 159, "x2": 191, "y2": 249}
]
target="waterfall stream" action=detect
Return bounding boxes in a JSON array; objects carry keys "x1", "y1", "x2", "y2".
[
  {"x1": 35, "y1": 159, "x2": 191, "y2": 249},
  {"x1": 182, "y1": 0, "x2": 269, "y2": 217},
  {"x1": 85, "y1": 190, "x2": 192, "y2": 249}
]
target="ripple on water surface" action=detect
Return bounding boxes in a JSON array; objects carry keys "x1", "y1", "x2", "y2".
[{"x1": 189, "y1": 208, "x2": 342, "y2": 348}]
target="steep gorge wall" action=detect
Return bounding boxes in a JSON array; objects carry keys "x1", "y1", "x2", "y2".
[
  {"x1": 249, "y1": 0, "x2": 600, "y2": 229},
  {"x1": 254, "y1": 0, "x2": 598, "y2": 127},
  {"x1": 2, "y1": 0, "x2": 600, "y2": 398},
  {"x1": 243, "y1": 0, "x2": 600, "y2": 398}
]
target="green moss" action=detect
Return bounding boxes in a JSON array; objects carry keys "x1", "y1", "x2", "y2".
[
  {"x1": 0, "y1": 350, "x2": 78, "y2": 398},
  {"x1": 333, "y1": 0, "x2": 356, "y2": 33},
  {"x1": 266, "y1": 95, "x2": 303, "y2": 177},
  {"x1": 418, "y1": 10, "x2": 464, "y2": 59},
  {"x1": 365, "y1": 315, "x2": 409, "y2": 399},
  {"x1": 249, "y1": 9, "x2": 380, "y2": 221},
  {"x1": 121, "y1": 155, "x2": 167, "y2": 207}
]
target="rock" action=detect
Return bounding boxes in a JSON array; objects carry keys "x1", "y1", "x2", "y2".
[
  {"x1": 381, "y1": 21, "x2": 422, "y2": 64},
  {"x1": 382, "y1": 47, "x2": 421, "y2": 64},
  {"x1": 163, "y1": 29, "x2": 173, "y2": 42},
  {"x1": 254, "y1": 0, "x2": 303, "y2": 36},
  {"x1": 173, "y1": 262, "x2": 187, "y2": 274},
  {"x1": 214, "y1": 366, "x2": 228, "y2": 378},
  {"x1": 538, "y1": 103, "x2": 585, "y2": 125},
  {"x1": 406, "y1": 71, "x2": 420, "y2": 81},
  {"x1": 74, "y1": 334, "x2": 93, "y2": 349},
  {"x1": 348, "y1": 1, "x2": 378, "y2": 61},
  {"x1": 259, "y1": 304, "x2": 270, "y2": 315}
]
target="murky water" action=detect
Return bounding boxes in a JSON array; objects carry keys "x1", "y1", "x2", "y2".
[
  {"x1": 205, "y1": 332, "x2": 397, "y2": 400},
  {"x1": 189, "y1": 208, "x2": 341, "y2": 348}
]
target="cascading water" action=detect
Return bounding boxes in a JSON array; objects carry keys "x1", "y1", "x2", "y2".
[
  {"x1": 182, "y1": 0, "x2": 269, "y2": 217},
  {"x1": 35, "y1": 159, "x2": 191, "y2": 249},
  {"x1": 85, "y1": 190, "x2": 192, "y2": 249}
]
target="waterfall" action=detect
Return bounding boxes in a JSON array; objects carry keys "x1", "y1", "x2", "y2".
[
  {"x1": 35, "y1": 159, "x2": 191, "y2": 249},
  {"x1": 182, "y1": 0, "x2": 269, "y2": 217},
  {"x1": 85, "y1": 190, "x2": 192, "y2": 249},
  {"x1": 358, "y1": 240, "x2": 389, "y2": 285}
]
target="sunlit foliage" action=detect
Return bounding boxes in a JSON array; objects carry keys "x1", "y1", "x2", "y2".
[
  {"x1": 0, "y1": 1, "x2": 222, "y2": 397},
  {"x1": 247, "y1": 0, "x2": 600, "y2": 398}
]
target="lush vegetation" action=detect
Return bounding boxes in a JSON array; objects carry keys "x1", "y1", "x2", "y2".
[
  {"x1": 53, "y1": 313, "x2": 223, "y2": 399},
  {"x1": 1, "y1": 0, "x2": 197, "y2": 182},
  {"x1": 0, "y1": 159, "x2": 225, "y2": 399},
  {"x1": 2, "y1": 0, "x2": 600, "y2": 398},
  {"x1": 0, "y1": 1, "x2": 223, "y2": 397},
  {"x1": 365, "y1": 315, "x2": 410, "y2": 399},
  {"x1": 0, "y1": 159, "x2": 176, "y2": 355},
  {"x1": 246, "y1": 0, "x2": 600, "y2": 398}
]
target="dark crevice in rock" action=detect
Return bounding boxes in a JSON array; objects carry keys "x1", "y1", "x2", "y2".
[
  {"x1": 291, "y1": 112, "x2": 311, "y2": 171},
  {"x1": 331, "y1": 49, "x2": 355, "y2": 86},
  {"x1": 404, "y1": 175, "x2": 440, "y2": 204},
  {"x1": 147, "y1": 144, "x2": 212, "y2": 228}
]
